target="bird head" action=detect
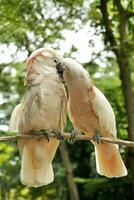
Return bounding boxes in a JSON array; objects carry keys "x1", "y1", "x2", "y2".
[
  {"x1": 25, "y1": 47, "x2": 63, "y2": 86},
  {"x1": 56, "y1": 58, "x2": 91, "y2": 88},
  {"x1": 26, "y1": 47, "x2": 63, "y2": 71}
]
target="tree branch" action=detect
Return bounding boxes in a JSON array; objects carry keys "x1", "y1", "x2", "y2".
[
  {"x1": 127, "y1": 12, "x2": 134, "y2": 18},
  {"x1": 1, "y1": 132, "x2": 134, "y2": 148},
  {"x1": 114, "y1": 0, "x2": 126, "y2": 14},
  {"x1": 100, "y1": 0, "x2": 119, "y2": 56},
  {"x1": 114, "y1": 0, "x2": 127, "y2": 41},
  {"x1": 59, "y1": 142, "x2": 80, "y2": 200},
  {"x1": 113, "y1": 0, "x2": 134, "y2": 19}
]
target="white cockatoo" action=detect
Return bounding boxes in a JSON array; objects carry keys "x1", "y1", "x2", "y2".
[
  {"x1": 56, "y1": 58, "x2": 127, "y2": 178},
  {"x1": 9, "y1": 48, "x2": 67, "y2": 187}
]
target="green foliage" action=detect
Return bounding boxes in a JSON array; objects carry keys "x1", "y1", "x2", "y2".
[
  {"x1": 0, "y1": 0, "x2": 86, "y2": 51},
  {"x1": 75, "y1": 177, "x2": 132, "y2": 200},
  {"x1": 0, "y1": 0, "x2": 134, "y2": 199}
]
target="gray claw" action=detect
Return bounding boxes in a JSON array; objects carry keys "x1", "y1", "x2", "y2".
[
  {"x1": 92, "y1": 130, "x2": 102, "y2": 144},
  {"x1": 69, "y1": 129, "x2": 78, "y2": 144},
  {"x1": 53, "y1": 129, "x2": 64, "y2": 140},
  {"x1": 28, "y1": 129, "x2": 50, "y2": 142},
  {"x1": 39, "y1": 129, "x2": 50, "y2": 142}
]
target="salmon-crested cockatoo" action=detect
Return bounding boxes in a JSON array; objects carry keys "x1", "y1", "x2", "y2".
[
  {"x1": 9, "y1": 48, "x2": 67, "y2": 187},
  {"x1": 56, "y1": 58, "x2": 127, "y2": 178}
]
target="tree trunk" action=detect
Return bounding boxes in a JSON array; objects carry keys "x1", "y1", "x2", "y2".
[
  {"x1": 117, "y1": 56, "x2": 134, "y2": 195},
  {"x1": 117, "y1": 58, "x2": 134, "y2": 143},
  {"x1": 100, "y1": 0, "x2": 134, "y2": 197},
  {"x1": 59, "y1": 141, "x2": 80, "y2": 200}
]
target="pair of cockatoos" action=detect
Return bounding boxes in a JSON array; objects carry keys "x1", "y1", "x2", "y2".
[{"x1": 9, "y1": 48, "x2": 127, "y2": 188}]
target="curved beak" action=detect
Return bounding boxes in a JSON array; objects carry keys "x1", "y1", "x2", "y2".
[{"x1": 56, "y1": 62, "x2": 64, "y2": 79}]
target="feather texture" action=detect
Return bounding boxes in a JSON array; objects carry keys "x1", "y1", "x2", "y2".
[
  {"x1": 9, "y1": 103, "x2": 22, "y2": 131},
  {"x1": 9, "y1": 48, "x2": 67, "y2": 187},
  {"x1": 92, "y1": 87, "x2": 116, "y2": 137},
  {"x1": 62, "y1": 58, "x2": 127, "y2": 178}
]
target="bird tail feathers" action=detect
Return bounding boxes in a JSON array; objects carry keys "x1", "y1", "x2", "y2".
[
  {"x1": 20, "y1": 139, "x2": 54, "y2": 187},
  {"x1": 94, "y1": 142, "x2": 127, "y2": 178}
]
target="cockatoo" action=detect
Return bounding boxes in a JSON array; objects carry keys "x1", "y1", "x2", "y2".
[
  {"x1": 9, "y1": 48, "x2": 67, "y2": 187},
  {"x1": 56, "y1": 58, "x2": 127, "y2": 178}
]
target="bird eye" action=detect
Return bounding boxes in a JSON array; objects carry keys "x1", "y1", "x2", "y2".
[{"x1": 54, "y1": 59, "x2": 58, "y2": 63}]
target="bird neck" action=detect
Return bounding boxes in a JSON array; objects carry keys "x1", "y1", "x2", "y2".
[{"x1": 25, "y1": 64, "x2": 60, "y2": 87}]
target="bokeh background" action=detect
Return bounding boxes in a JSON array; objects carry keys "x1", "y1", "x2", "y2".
[{"x1": 0, "y1": 0, "x2": 134, "y2": 199}]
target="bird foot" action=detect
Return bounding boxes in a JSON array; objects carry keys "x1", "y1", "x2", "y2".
[
  {"x1": 28, "y1": 129, "x2": 50, "y2": 142},
  {"x1": 38, "y1": 129, "x2": 50, "y2": 142},
  {"x1": 69, "y1": 129, "x2": 78, "y2": 144},
  {"x1": 53, "y1": 129, "x2": 64, "y2": 140},
  {"x1": 92, "y1": 130, "x2": 102, "y2": 144}
]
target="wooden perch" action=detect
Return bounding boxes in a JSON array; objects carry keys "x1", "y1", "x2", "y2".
[{"x1": 0, "y1": 131, "x2": 134, "y2": 147}]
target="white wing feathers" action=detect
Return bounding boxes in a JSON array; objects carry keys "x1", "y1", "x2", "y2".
[
  {"x1": 9, "y1": 103, "x2": 22, "y2": 131},
  {"x1": 91, "y1": 87, "x2": 117, "y2": 137}
]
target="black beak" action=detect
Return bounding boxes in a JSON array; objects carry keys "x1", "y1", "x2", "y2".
[{"x1": 56, "y1": 62, "x2": 64, "y2": 79}]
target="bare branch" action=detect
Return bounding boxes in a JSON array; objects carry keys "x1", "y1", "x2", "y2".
[
  {"x1": 1, "y1": 132, "x2": 134, "y2": 148},
  {"x1": 113, "y1": 0, "x2": 134, "y2": 19},
  {"x1": 127, "y1": 12, "x2": 134, "y2": 18},
  {"x1": 114, "y1": 0, "x2": 126, "y2": 15},
  {"x1": 114, "y1": 0, "x2": 127, "y2": 41},
  {"x1": 100, "y1": 0, "x2": 119, "y2": 56}
]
